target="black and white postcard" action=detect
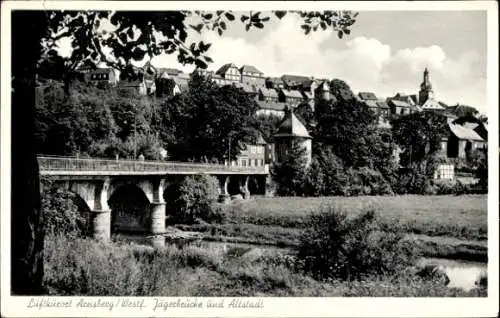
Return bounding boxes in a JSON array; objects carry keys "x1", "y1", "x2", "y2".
[{"x1": 1, "y1": 1, "x2": 498, "y2": 317}]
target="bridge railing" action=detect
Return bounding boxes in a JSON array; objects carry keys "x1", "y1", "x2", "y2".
[{"x1": 37, "y1": 156, "x2": 268, "y2": 174}]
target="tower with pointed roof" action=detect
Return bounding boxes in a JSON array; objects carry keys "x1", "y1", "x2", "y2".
[
  {"x1": 418, "y1": 67, "x2": 434, "y2": 106},
  {"x1": 273, "y1": 109, "x2": 312, "y2": 166}
]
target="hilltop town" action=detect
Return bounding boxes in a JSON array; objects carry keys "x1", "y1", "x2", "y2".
[{"x1": 36, "y1": 61, "x2": 488, "y2": 182}]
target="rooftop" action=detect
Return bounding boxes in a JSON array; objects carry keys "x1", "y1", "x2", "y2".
[
  {"x1": 274, "y1": 111, "x2": 312, "y2": 139},
  {"x1": 449, "y1": 122, "x2": 484, "y2": 141},
  {"x1": 280, "y1": 89, "x2": 303, "y2": 99},
  {"x1": 259, "y1": 87, "x2": 279, "y2": 98},
  {"x1": 240, "y1": 65, "x2": 263, "y2": 75},
  {"x1": 358, "y1": 92, "x2": 378, "y2": 100}
]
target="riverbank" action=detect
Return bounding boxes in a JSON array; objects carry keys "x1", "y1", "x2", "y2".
[
  {"x1": 44, "y1": 234, "x2": 487, "y2": 297},
  {"x1": 168, "y1": 194, "x2": 487, "y2": 262}
]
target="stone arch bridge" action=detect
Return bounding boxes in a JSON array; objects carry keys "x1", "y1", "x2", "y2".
[{"x1": 38, "y1": 156, "x2": 268, "y2": 241}]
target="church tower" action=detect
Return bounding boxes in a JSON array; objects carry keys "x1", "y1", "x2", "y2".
[{"x1": 418, "y1": 67, "x2": 434, "y2": 106}]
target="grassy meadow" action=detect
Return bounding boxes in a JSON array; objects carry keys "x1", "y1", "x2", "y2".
[{"x1": 174, "y1": 195, "x2": 487, "y2": 260}]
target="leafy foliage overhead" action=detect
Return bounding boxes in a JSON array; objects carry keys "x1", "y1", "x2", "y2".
[{"x1": 41, "y1": 10, "x2": 359, "y2": 75}]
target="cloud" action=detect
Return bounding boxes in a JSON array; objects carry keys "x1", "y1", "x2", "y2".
[{"x1": 154, "y1": 14, "x2": 486, "y2": 112}]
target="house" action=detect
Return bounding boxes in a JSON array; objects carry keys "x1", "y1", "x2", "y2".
[
  {"x1": 278, "y1": 88, "x2": 304, "y2": 106},
  {"x1": 240, "y1": 65, "x2": 265, "y2": 86},
  {"x1": 216, "y1": 63, "x2": 241, "y2": 82},
  {"x1": 265, "y1": 77, "x2": 285, "y2": 89},
  {"x1": 387, "y1": 99, "x2": 414, "y2": 116},
  {"x1": 446, "y1": 121, "x2": 486, "y2": 160},
  {"x1": 158, "y1": 68, "x2": 183, "y2": 77},
  {"x1": 233, "y1": 82, "x2": 259, "y2": 98},
  {"x1": 79, "y1": 67, "x2": 117, "y2": 86},
  {"x1": 446, "y1": 104, "x2": 479, "y2": 118},
  {"x1": 421, "y1": 98, "x2": 446, "y2": 112},
  {"x1": 357, "y1": 92, "x2": 391, "y2": 128},
  {"x1": 376, "y1": 100, "x2": 391, "y2": 128},
  {"x1": 273, "y1": 109, "x2": 313, "y2": 166},
  {"x1": 233, "y1": 133, "x2": 268, "y2": 168},
  {"x1": 258, "y1": 87, "x2": 279, "y2": 102},
  {"x1": 392, "y1": 92, "x2": 418, "y2": 106},
  {"x1": 281, "y1": 74, "x2": 311, "y2": 89},
  {"x1": 256, "y1": 101, "x2": 287, "y2": 118}
]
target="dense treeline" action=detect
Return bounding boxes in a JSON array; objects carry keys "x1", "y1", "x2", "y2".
[{"x1": 35, "y1": 73, "x2": 260, "y2": 162}]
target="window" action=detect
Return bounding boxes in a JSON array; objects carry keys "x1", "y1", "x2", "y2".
[
  {"x1": 254, "y1": 159, "x2": 258, "y2": 166},
  {"x1": 436, "y1": 164, "x2": 454, "y2": 180},
  {"x1": 241, "y1": 159, "x2": 247, "y2": 167}
]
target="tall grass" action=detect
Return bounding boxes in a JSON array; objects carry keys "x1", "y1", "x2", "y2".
[{"x1": 43, "y1": 234, "x2": 486, "y2": 297}]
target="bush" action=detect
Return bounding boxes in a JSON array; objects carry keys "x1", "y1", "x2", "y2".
[
  {"x1": 167, "y1": 175, "x2": 222, "y2": 224},
  {"x1": 297, "y1": 207, "x2": 417, "y2": 281},
  {"x1": 41, "y1": 181, "x2": 89, "y2": 239}
]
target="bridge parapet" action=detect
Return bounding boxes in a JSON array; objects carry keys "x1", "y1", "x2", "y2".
[{"x1": 38, "y1": 156, "x2": 268, "y2": 175}]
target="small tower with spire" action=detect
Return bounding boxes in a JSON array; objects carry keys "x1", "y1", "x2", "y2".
[{"x1": 418, "y1": 67, "x2": 434, "y2": 106}]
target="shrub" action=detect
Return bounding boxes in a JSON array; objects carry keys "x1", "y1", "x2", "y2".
[
  {"x1": 297, "y1": 207, "x2": 417, "y2": 281},
  {"x1": 41, "y1": 181, "x2": 89, "y2": 239},
  {"x1": 167, "y1": 174, "x2": 222, "y2": 224}
]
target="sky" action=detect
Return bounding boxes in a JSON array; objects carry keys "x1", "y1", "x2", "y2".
[{"x1": 57, "y1": 10, "x2": 488, "y2": 113}]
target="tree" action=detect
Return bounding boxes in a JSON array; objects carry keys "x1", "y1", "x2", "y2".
[
  {"x1": 167, "y1": 73, "x2": 260, "y2": 162},
  {"x1": 391, "y1": 111, "x2": 448, "y2": 167},
  {"x1": 314, "y1": 96, "x2": 379, "y2": 168},
  {"x1": 9, "y1": 7, "x2": 358, "y2": 294},
  {"x1": 255, "y1": 113, "x2": 283, "y2": 142},
  {"x1": 391, "y1": 111, "x2": 449, "y2": 193},
  {"x1": 329, "y1": 78, "x2": 354, "y2": 102}
]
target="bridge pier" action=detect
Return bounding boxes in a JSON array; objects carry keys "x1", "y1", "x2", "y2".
[
  {"x1": 149, "y1": 178, "x2": 166, "y2": 248},
  {"x1": 91, "y1": 178, "x2": 112, "y2": 241},
  {"x1": 150, "y1": 202, "x2": 166, "y2": 234},
  {"x1": 239, "y1": 176, "x2": 250, "y2": 200},
  {"x1": 91, "y1": 210, "x2": 111, "y2": 241},
  {"x1": 218, "y1": 176, "x2": 230, "y2": 204}
]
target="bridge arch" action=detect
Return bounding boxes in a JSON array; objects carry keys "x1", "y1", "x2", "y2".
[
  {"x1": 42, "y1": 181, "x2": 93, "y2": 235},
  {"x1": 108, "y1": 183, "x2": 152, "y2": 233}
]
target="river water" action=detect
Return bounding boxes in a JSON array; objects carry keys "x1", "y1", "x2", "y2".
[{"x1": 417, "y1": 257, "x2": 487, "y2": 291}]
